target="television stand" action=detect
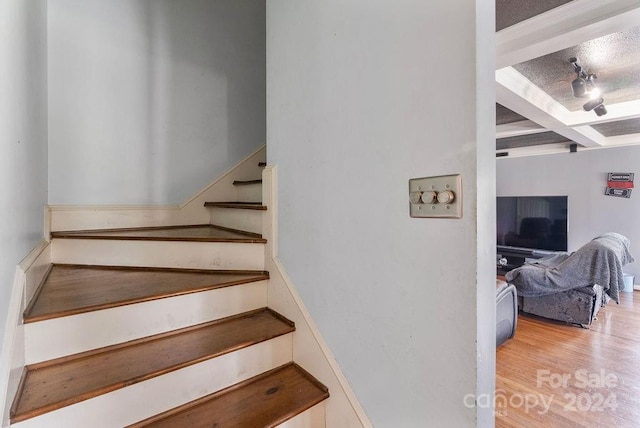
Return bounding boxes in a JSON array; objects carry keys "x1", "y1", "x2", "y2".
[
  {"x1": 496, "y1": 245, "x2": 559, "y2": 275},
  {"x1": 497, "y1": 264, "x2": 519, "y2": 276}
]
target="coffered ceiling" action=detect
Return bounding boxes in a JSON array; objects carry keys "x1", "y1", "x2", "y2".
[{"x1": 495, "y1": 0, "x2": 640, "y2": 157}]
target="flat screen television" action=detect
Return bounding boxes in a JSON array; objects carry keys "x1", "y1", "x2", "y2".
[{"x1": 497, "y1": 196, "x2": 568, "y2": 252}]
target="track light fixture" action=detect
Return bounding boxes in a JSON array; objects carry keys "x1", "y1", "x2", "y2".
[
  {"x1": 569, "y1": 57, "x2": 607, "y2": 116},
  {"x1": 583, "y1": 97, "x2": 608, "y2": 116}
]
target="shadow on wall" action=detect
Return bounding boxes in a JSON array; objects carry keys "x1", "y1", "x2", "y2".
[
  {"x1": 48, "y1": 0, "x2": 265, "y2": 205},
  {"x1": 142, "y1": 0, "x2": 266, "y2": 202}
]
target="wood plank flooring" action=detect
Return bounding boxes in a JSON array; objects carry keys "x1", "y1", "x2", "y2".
[
  {"x1": 24, "y1": 265, "x2": 269, "y2": 323},
  {"x1": 129, "y1": 363, "x2": 328, "y2": 428},
  {"x1": 11, "y1": 308, "x2": 294, "y2": 424},
  {"x1": 497, "y1": 291, "x2": 640, "y2": 427},
  {"x1": 51, "y1": 224, "x2": 266, "y2": 243}
]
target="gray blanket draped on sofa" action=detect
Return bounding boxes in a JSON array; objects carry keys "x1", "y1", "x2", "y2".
[{"x1": 505, "y1": 232, "x2": 634, "y2": 305}]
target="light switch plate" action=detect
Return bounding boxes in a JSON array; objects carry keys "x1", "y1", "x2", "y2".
[{"x1": 409, "y1": 174, "x2": 462, "y2": 218}]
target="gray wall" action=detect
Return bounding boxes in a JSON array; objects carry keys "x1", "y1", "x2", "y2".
[
  {"x1": 48, "y1": 0, "x2": 265, "y2": 205},
  {"x1": 267, "y1": 1, "x2": 496, "y2": 426},
  {"x1": 0, "y1": 0, "x2": 48, "y2": 348},
  {"x1": 497, "y1": 146, "x2": 640, "y2": 278}
]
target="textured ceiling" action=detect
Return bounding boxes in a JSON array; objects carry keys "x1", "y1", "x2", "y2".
[
  {"x1": 496, "y1": 104, "x2": 527, "y2": 125},
  {"x1": 496, "y1": 0, "x2": 573, "y2": 32},
  {"x1": 592, "y1": 118, "x2": 640, "y2": 138},
  {"x1": 513, "y1": 26, "x2": 640, "y2": 111},
  {"x1": 497, "y1": 131, "x2": 570, "y2": 151},
  {"x1": 495, "y1": 2, "x2": 640, "y2": 153}
]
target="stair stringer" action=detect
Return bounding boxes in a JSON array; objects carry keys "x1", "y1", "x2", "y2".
[
  {"x1": 48, "y1": 145, "x2": 266, "y2": 232},
  {"x1": 261, "y1": 165, "x2": 373, "y2": 428},
  {"x1": 0, "y1": 241, "x2": 51, "y2": 428}
]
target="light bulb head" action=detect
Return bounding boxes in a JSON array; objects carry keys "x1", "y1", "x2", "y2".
[
  {"x1": 583, "y1": 97, "x2": 606, "y2": 116},
  {"x1": 594, "y1": 104, "x2": 607, "y2": 116},
  {"x1": 588, "y1": 87, "x2": 601, "y2": 100},
  {"x1": 572, "y1": 77, "x2": 587, "y2": 97}
]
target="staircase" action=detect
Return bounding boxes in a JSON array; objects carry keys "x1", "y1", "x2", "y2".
[
  {"x1": 9, "y1": 162, "x2": 329, "y2": 427},
  {"x1": 203, "y1": 176, "x2": 265, "y2": 234}
]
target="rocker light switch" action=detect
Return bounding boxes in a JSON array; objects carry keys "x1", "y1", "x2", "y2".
[{"x1": 408, "y1": 174, "x2": 462, "y2": 218}]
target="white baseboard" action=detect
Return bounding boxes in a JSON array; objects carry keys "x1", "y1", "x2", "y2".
[
  {"x1": 0, "y1": 269, "x2": 24, "y2": 428},
  {"x1": 49, "y1": 145, "x2": 266, "y2": 232},
  {"x1": 262, "y1": 166, "x2": 372, "y2": 428},
  {"x1": 49, "y1": 205, "x2": 191, "y2": 233},
  {"x1": 0, "y1": 240, "x2": 51, "y2": 428}
]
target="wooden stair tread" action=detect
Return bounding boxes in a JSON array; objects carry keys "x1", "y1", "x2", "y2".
[
  {"x1": 232, "y1": 179, "x2": 262, "y2": 186},
  {"x1": 204, "y1": 202, "x2": 267, "y2": 210},
  {"x1": 129, "y1": 363, "x2": 329, "y2": 428},
  {"x1": 11, "y1": 309, "x2": 294, "y2": 424},
  {"x1": 51, "y1": 224, "x2": 266, "y2": 243},
  {"x1": 24, "y1": 265, "x2": 269, "y2": 323}
]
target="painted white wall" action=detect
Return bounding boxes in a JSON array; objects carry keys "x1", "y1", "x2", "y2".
[
  {"x1": 0, "y1": 1, "x2": 47, "y2": 424},
  {"x1": 0, "y1": 0, "x2": 48, "y2": 354},
  {"x1": 497, "y1": 145, "x2": 640, "y2": 278},
  {"x1": 48, "y1": 0, "x2": 265, "y2": 205},
  {"x1": 262, "y1": 166, "x2": 371, "y2": 427},
  {"x1": 267, "y1": 1, "x2": 495, "y2": 426}
]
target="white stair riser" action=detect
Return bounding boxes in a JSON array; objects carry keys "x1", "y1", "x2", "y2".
[
  {"x1": 209, "y1": 208, "x2": 263, "y2": 234},
  {"x1": 12, "y1": 334, "x2": 293, "y2": 428},
  {"x1": 277, "y1": 402, "x2": 327, "y2": 428},
  {"x1": 24, "y1": 281, "x2": 268, "y2": 364},
  {"x1": 52, "y1": 238, "x2": 265, "y2": 270},
  {"x1": 236, "y1": 183, "x2": 263, "y2": 203}
]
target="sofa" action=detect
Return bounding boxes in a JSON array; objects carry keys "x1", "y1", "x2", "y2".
[
  {"x1": 505, "y1": 233, "x2": 633, "y2": 328},
  {"x1": 519, "y1": 285, "x2": 607, "y2": 327}
]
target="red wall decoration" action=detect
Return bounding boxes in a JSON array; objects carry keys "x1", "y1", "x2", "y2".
[{"x1": 605, "y1": 173, "x2": 634, "y2": 198}]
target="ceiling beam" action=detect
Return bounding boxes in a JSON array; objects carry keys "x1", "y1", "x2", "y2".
[
  {"x1": 564, "y1": 100, "x2": 640, "y2": 127},
  {"x1": 494, "y1": 0, "x2": 640, "y2": 154},
  {"x1": 601, "y1": 133, "x2": 640, "y2": 147},
  {"x1": 496, "y1": 67, "x2": 606, "y2": 147},
  {"x1": 496, "y1": 143, "x2": 572, "y2": 159},
  {"x1": 496, "y1": 120, "x2": 546, "y2": 139},
  {"x1": 496, "y1": 0, "x2": 640, "y2": 68}
]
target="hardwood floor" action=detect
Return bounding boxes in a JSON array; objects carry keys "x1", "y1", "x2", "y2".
[{"x1": 496, "y1": 291, "x2": 640, "y2": 427}]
